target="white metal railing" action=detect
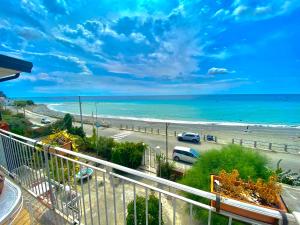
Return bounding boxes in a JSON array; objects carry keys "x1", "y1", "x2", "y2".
[{"x1": 0, "y1": 129, "x2": 298, "y2": 225}]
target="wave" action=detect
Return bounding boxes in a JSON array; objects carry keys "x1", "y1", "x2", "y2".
[{"x1": 46, "y1": 104, "x2": 300, "y2": 129}]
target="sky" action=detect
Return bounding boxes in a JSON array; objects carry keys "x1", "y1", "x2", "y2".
[{"x1": 0, "y1": 0, "x2": 300, "y2": 97}]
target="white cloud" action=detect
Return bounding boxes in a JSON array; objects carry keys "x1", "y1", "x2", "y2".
[
  {"x1": 17, "y1": 27, "x2": 46, "y2": 40},
  {"x1": 208, "y1": 67, "x2": 235, "y2": 75},
  {"x1": 98, "y1": 28, "x2": 203, "y2": 78},
  {"x1": 231, "y1": 0, "x2": 300, "y2": 21},
  {"x1": 32, "y1": 71, "x2": 249, "y2": 95},
  {"x1": 18, "y1": 72, "x2": 63, "y2": 82},
  {"x1": 130, "y1": 32, "x2": 147, "y2": 43},
  {"x1": 232, "y1": 5, "x2": 248, "y2": 16}
]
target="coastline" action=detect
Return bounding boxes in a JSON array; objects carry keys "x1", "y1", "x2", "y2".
[
  {"x1": 29, "y1": 104, "x2": 300, "y2": 146},
  {"x1": 46, "y1": 103, "x2": 299, "y2": 129}
]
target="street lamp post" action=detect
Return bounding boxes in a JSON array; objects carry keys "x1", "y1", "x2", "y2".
[{"x1": 165, "y1": 122, "x2": 169, "y2": 162}]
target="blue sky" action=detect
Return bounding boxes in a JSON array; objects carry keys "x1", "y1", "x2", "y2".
[{"x1": 0, "y1": 0, "x2": 300, "y2": 97}]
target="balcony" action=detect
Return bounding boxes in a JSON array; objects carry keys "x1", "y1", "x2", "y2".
[{"x1": 0, "y1": 129, "x2": 299, "y2": 225}]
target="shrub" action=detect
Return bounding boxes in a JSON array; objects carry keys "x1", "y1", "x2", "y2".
[
  {"x1": 156, "y1": 154, "x2": 180, "y2": 181},
  {"x1": 126, "y1": 195, "x2": 163, "y2": 225},
  {"x1": 3, "y1": 113, "x2": 32, "y2": 135},
  {"x1": 69, "y1": 126, "x2": 86, "y2": 138},
  {"x1": 276, "y1": 159, "x2": 300, "y2": 186},
  {"x1": 95, "y1": 136, "x2": 116, "y2": 160},
  {"x1": 111, "y1": 142, "x2": 146, "y2": 169},
  {"x1": 180, "y1": 144, "x2": 271, "y2": 225}
]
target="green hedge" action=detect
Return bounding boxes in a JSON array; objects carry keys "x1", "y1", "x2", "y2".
[
  {"x1": 111, "y1": 142, "x2": 146, "y2": 169},
  {"x1": 180, "y1": 144, "x2": 272, "y2": 225},
  {"x1": 126, "y1": 195, "x2": 163, "y2": 225}
]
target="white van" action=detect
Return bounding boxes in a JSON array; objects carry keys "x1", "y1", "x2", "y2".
[{"x1": 172, "y1": 146, "x2": 200, "y2": 164}]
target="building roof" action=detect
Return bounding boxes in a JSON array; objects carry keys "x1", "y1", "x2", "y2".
[{"x1": 0, "y1": 54, "x2": 33, "y2": 82}]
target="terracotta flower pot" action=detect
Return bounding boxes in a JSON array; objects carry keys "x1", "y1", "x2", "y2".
[
  {"x1": 211, "y1": 175, "x2": 287, "y2": 224},
  {"x1": 0, "y1": 171, "x2": 5, "y2": 195}
]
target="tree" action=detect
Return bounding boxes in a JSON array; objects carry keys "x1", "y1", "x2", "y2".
[
  {"x1": 63, "y1": 113, "x2": 73, "y2": 132},
  {"x1": 126, "y1": 195, "x2": 163, "y2": 225}
]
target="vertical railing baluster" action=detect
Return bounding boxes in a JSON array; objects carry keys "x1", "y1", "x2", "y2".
[
  {"x1": 23, "y1": 145, "x2": 32, "y2": 188},
  {"x1": 208, "y1": 209, "x2": 212, "y2": 225},
  {"x1": 228, "y1": 216, "x2": 232, "y2": 225},
  {"x1": 18, "y1": 142, "x2": 26, "y2": 181},
  {"x1": 145, "y1": 188, "x2": 148, "y2": 225},
  {"x1": 73, "y1": 161, "x2": 81, "y2": 222},
  {"x1": 87, "y1": 169, "x2": 94, "y2": 225},
  {"x1": 159, "y1": 192, "x2": 162, "y2": 225},
  {"x1": 189, "y1": 204, "x2": 193, "y2": 225},
  {"x1": 80, "y1": 165, "x2": 88, "y2": 225},
  {"x1": 111, "y1": 174, "x2": 117, "y2": 225},
  {"x1": 39, "y1": 147, "x2": 48, "y2": 200},
  {"x1": 172, "y1": 197, "x2": 176, "y2": 225},
  {"x1": 50, "y1": 153, "x2": 59, "y2": 210},
  {"x1": 29, "y1": 143, "x2": 38, "y2": 192},
  {"x1": 9, "y1": 136, "x2": 18, "y2": 177},
  {"x1": 122, "y1": 179, "x2": 126, "y2": 225},
  {"x1": 55, "y1": 155, "x2": 64, "y2": 213},
  {"x1": 1, "y1": 137, "x2": 10, "y2": 171},
  {"x1": 43, "y1": 146, "x2": 56, "y2": 209},
  {"x1": 134, "y1": 184, "x2": 137, "y2": 225},
  {"x1": 103, "y1": 173, "x2": 109, "y2": 225},
  {"x1": 35, "y1": 145, "x2": 44, "y2": 199},
  {"x1": 16, "y1": 142, "x2": 26, "y2": 185},
  {"x1": 95, "y1": 172, "x2": 101, "y2": 225},
  {"x1": 66, "y1": 159, "x2": 75, "y2": 221},
  {"x1": 61, "y1": 157, "x2": 69, "y2": 216}
]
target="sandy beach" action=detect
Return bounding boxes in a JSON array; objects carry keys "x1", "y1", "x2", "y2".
[{"x1": 28, "y1": 104, "x2": 300, "y2": 147}]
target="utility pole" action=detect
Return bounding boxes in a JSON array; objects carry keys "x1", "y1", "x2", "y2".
[
  {"x1": 165, "y1": 122, "x2": 169, "y2": 162},
  {"x1": 78, "y1": 96, "x2": 83, "y2": 129}
]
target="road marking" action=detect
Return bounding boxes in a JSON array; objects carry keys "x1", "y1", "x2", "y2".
[
  {"x1": 285, "y1": 189, "x2": 298, "y2": 200},
  {"x1": 111, "y1": 131, "x2": 132, "y2": 140}
]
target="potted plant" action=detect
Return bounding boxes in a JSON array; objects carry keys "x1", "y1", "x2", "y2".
[
  {"x1": 211, "y1": 170, "x2": 287, "y2": 224},
  {"x1": 0, "y1": 170, "x2": 5, "y2": 195}
]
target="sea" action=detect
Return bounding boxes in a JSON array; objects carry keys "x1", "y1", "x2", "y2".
[{"x1": 26, "y1": 94, "x2": 300, "y2": 128}]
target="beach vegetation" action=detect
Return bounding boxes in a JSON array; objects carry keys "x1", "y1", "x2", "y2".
[
  {"x1": 180, "y1": 144, "x2": 271, "y2": 225},
  {"x1": 112, "y1": 142, "x2": 146, "y2": 169},
  {"x1": 126, "y1": 194, "x2": 163, "y2": 225}
]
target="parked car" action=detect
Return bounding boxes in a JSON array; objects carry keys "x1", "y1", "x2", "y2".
[
  {"x1": 177, "y1": 132, "x2": 200, "y2": 143},
  {"x1": 41, "y1": 117, "x2": 51, "y2": 124},
  {"x1": 172, "y1": 146, "x2": 200, "y2": 164},
  {"x1": 206, "y1": 135, "x2": 215, "y2": 141}
]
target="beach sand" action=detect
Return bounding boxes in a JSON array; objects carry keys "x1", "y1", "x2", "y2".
[{"x1": 28, "y1": 104, "x2": 300, "y2": 147}]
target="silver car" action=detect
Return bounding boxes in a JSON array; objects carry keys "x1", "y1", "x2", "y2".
[
  {"x1": 177, "y1": 132, "x2": 200, "y2": 143},
  {"x1": 172, "y1": 146, "x2": 200, "y2": 164},
  {"x1": 41, "y1": 118, "x2": 51, "y2": 124}
]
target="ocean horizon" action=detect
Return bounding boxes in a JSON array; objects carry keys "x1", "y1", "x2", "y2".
[{"x1": 22, "y1": 94, "x2": 300, "y2": 128}]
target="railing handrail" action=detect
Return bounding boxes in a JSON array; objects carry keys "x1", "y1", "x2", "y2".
[{"x1": 0, "y1": 129, "x2": 296, "y2": 221}]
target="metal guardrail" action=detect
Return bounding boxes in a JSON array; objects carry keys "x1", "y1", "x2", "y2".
[
  {"x1": 0, "y1": 129, "x2": 298, "y2": 225},
  {"x1": 119, "y1": 124, "x2": 300, "y2": 154}
]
